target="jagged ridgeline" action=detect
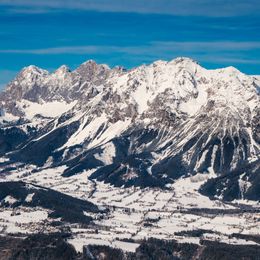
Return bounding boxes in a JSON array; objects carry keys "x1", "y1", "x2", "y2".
[{"x1": 0, "y1": 57, "x2": 259, "y2": 200}]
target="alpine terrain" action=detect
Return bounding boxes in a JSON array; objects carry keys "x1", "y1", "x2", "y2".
[{"x1": 0, "y1": 57, "x2": 259, "y2": 258}]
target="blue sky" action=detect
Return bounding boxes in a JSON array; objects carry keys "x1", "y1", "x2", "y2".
[{"x1": 0, "y1": 0, "x2": 260, "y2": 89}]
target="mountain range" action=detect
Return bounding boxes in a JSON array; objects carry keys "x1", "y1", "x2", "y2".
[{"x1": 0, "y1": 57, "x2": 259, "y2": 201}]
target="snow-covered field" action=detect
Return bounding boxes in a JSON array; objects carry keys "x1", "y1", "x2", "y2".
[
  {"x1": 0, "y1": 206, "x2": 55, "y2": 234},
  {"x1": 1, "y1": 165, "x2": 260, "y2": 253}
]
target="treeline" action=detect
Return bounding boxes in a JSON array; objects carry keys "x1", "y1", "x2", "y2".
[
  {"x1": 1, "y1": 235, "x2": 260, "y2": 260},
  {"x1": 0, "y1": 233, "x2": 77, "y2": 260}
]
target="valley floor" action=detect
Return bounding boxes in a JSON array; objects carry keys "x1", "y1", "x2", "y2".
[{"x1": 0, "y1": 163, "x2": 260, "y2": 254}]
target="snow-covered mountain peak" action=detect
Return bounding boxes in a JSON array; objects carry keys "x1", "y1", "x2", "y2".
[
  {"x1": 202, "y1": 67, "x2": 259, "y2": 113},
  {"x1": 80, "y1": 59, "x2": 98, "y2": 65},
  {"x1": 169, "y1": 57, "x2": 201, "y2": 73},
  {"x1": 220, "y1": 65, "x2": 240, "y2": 73},
  {"x1": 54, "y1": 65, "x2": 71, "y2": 75},
  {"x1": 150, "y1": 60, "x2": 168, "y2": 67},
  {"x1": 17, "y1": 65, "x2": 49, "y2": 85},
  {"x1": 106, "y1": 57, "x2": 205, "y2": 115},
  {"x1": 76, "y1": 59, "x2": 111, "y2": 72},
  {"x1": 3, "y1": 65, "x2": 49, "y2": 97},
  {"x1": 212, "y1": 66, "x2": 246, "y2": 80},
  {"x1": 73, "y1": 60, "x2": 112, "y2": 84},
  {"x1": 21, "y1": 65, "x2": 49, "y2": 76},
  {"x1": 146, "y1": 57, "x2": 200, "y2": 72},
  {"x1": 49, "y1": 65, "x2": 73, "y2": 84},
  {"x1": 170, "y1": 56, "x2": 199, "y2": 66},
  {"x1": 173, "y1": 56, "x2": 198, "y2": 63}
]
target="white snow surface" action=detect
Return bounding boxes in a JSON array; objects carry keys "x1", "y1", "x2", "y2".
[
  {"x1": 94, "y1": 142, "x2": 116, "y2": 165},
  {"x1": 25, "y1": 193, "x2": 35, "y2": 203},
  {"x1": 17, "y1": 100, "x2": 77, "y2": 119},
  {"x1": 2, "y1": 195, "x2": 18, "y2": 205},
  {"x1": 2, "y1": 166, "x2": 260, "y2": 252},
  {"x1": 0, "y1": 112, "x2": 19, "y2": 122}
]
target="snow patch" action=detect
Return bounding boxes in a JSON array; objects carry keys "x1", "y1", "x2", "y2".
[
  {"x1": 94, "y1": 142, "x2": 116, "y2": 165},
  {"x1": 17, "y1": 100, "x2": 76, "y2": 119},
  {"x1": 2, "y1": 195, "x2": 18, "y2": 205},
  {"x1": 25, "y1": 193, "x2": 35, "y2": 203}
]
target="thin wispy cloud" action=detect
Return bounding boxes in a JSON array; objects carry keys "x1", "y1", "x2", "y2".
[
  {"x1": 154, "y1": 41, "x2": 260, "y2": 51},
  {"x1": 200, "y1": 57, "x2": 260, "y2": 64},
  {"x1": 0, "y1": 46, "x2": 103, "y2": 55},
  {"x1": 1, "y1": 41, "x2": 260, "y2": 66},
  {"x1": 1, "y1": 0, "x2": 260, "y2": 17},
  {"x1": 0, "y1": 0, "x2": 259, "y2": 81},
  {"x1": 1, "y1": 41, "x2": 260, "y2": 55}
]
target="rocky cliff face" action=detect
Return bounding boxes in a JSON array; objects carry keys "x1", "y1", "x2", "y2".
[{"x1": 0, "y1": 57, "x2": 259, "y2": 201}]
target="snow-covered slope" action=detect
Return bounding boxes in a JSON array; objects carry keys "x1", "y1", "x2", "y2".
[{"x1": 0, "y1": 57, "x2": 259, "y2": 201}]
